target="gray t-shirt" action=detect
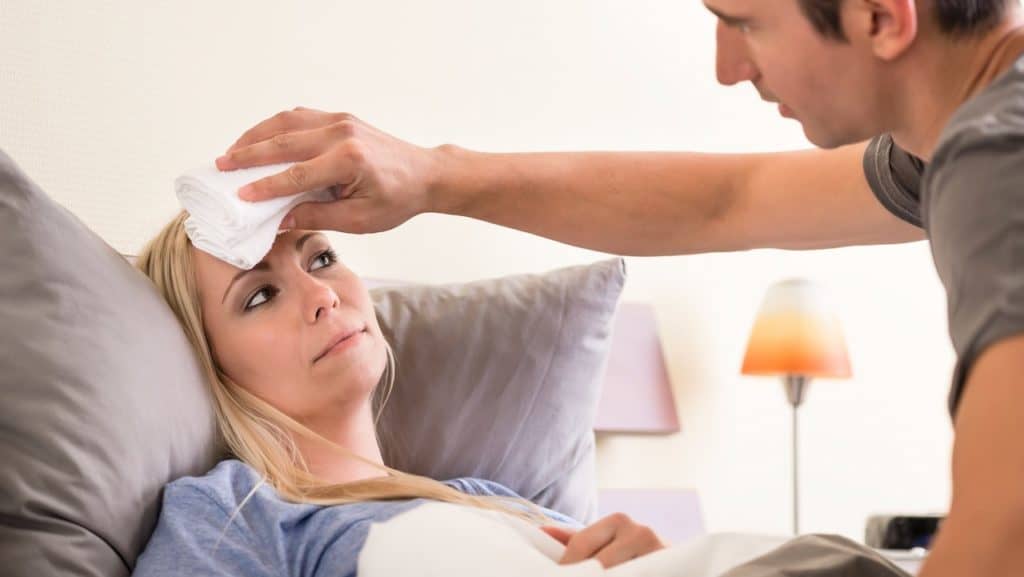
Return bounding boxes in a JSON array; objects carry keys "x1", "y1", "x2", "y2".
[{"x1": 863, "y1": 55, "x2": 1024, "y2": 417}]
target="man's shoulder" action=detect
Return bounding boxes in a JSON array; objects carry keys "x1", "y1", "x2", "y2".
[{"x1": 934, "y1": 55, "x2": 1024, "y2": 166}]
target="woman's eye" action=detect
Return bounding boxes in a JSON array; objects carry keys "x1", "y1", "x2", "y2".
[
  {"x1": 310, "y1": 249, "x2": 338, "y2": 271},
  {"x1": 244, "y1": 286, "x2": 278, "y2": 311}
]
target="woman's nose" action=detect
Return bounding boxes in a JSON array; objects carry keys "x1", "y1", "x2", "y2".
[
  {"x1": 715, "y1": 22, "x2": 759, "y2": 86},
  {"x1": 303, "y1": 278, "x2": 339, "y2": 324}
]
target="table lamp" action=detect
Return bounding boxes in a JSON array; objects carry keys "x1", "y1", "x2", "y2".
[{"x1": 741, "y1": 278, "x2": 851, "y2": 535}]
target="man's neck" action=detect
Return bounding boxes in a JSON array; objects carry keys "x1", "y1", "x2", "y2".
[{"x1": 891, "y1": 14, "x2": 1024, "y2": 160}]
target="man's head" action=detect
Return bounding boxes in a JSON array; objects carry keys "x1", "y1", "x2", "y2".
[
  {"x1": 798, "y1": 0, "x2": 1010, "y2": 41},
  {"x1": 706, "y1": 0, "x2": 1017, "y2": 148}
]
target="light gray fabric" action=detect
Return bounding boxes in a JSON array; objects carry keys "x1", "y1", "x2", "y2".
[
  {"x1": 373, "y1": 257, "x2": 626, "y2": 523},
  {"x1": 862, "y1": 53, "x2": 1024, "y2": 416},
  {"x1": 721, "y1": 534, "x2": 911, "y2": 577},
  {"x1": 0, "y1": 149, "x2": 222, "y2": 577}
]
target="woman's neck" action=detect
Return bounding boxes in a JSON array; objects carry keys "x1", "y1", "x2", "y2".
[{"x1": 296, "y1": 401, "x2": 387, "y2": 485}]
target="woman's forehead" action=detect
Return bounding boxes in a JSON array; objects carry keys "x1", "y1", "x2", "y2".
[{"x1": 191, "y1": 229, "x2": 331, "y2": 292}]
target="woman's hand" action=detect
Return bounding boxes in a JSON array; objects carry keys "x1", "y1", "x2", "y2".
[
  {"x1": 215, "y1": 107, "x2": 442, "y2": 234},
  {"x1": 541, "y1": 513, "x2": 667, "y2": 569}
]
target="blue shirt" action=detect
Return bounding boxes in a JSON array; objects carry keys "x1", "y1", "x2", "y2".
[{"x1": 132, "y1": 459, "x2": 578, "y2": 577}]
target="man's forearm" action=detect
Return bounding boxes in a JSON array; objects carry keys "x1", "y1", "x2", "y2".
[
  {"x1": 920, "y1": 336, "x2": 1024, "y2": 577},
  {"x1": 427, "y1": 145, "x2": 748, "y2": 256},
  {"x1": 916, "y1": 514, "x2": 1024, "y2": 577}
]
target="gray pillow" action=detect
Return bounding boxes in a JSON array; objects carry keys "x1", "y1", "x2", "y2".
[
  {"x1": 373, "y1": 257, "x2": 625, "y2": 523},
  {"x1": 0, "y1": 150, "x2": 222, "y2": 577},
  {"x1": 0, "y1": 148, "x2": 623, "y2": 576}
]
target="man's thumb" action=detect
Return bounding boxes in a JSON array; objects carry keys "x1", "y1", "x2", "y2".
[{"x1": 282, "y1": 200, "x2": 334, "y2": 232}]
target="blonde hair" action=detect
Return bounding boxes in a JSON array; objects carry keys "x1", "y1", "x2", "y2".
[{"x1": 136, "y1": 211, "x2": 546, "y2": 521}]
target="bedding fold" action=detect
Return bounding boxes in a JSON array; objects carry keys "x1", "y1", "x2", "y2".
[{"x1": 358, "y1": 503, "x2": 912, "y2": 576}]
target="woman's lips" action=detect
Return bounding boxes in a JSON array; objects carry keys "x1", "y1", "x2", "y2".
[{"x1": 313, "y1": 328, "x2": 367, "y2": 363}]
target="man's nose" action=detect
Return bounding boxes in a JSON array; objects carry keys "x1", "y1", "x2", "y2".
[{"x1": 715, "y1": 21, "x2": 759, "y2": 86}]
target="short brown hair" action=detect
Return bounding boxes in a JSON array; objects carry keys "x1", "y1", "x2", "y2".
[{"x1": 797, "y1": 0, "x2": 1012, "y2": 41}]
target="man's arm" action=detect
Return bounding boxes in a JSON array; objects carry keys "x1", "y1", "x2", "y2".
[
  {"x1": 917, "y1": 334, "x2": 1024, "y2": 577},
  {"x1": 434, "y1": 141, "x2": 926, "y2": 255},
  {"x1": 220, "y1": 110, "x2": 924, "y2": 254}
]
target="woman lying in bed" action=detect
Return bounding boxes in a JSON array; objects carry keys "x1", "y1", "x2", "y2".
[{"x1": 131, "y1": 212, "x2": 666, "y2": 577}]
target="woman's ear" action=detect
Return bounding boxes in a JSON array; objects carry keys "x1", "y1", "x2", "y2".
[{"x1": 846, "y1": 0, "x2": 918, "y2": 61}]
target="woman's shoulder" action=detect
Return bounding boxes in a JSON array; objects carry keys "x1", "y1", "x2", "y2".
[
  {"x1": 442, "y1": 477, "x2": 521, "y2": 498},
  {"x1": 443, "y1": 478, "x2": 581, "y2": 527},
  {"x1": 161, "y1": 458, "x2": 265, "y2": 511}
]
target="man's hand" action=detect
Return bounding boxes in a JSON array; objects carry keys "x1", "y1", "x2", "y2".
[
  {"x1": 541, "y1": 513, "x2": 667, "y2": 568},
  {"x1": 215, "y1": 107, "x2": 441, "y2": 234}
]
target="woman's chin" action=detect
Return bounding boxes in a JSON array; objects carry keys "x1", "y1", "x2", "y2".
[{"x1": 316, "y1": 343, "x2": 388, "y2": 394}]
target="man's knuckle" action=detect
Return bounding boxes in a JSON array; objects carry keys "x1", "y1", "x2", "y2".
[
  {"x1": 328, "y1": 119, "x2": 357, "y2": 138},
  {"x1": 287, "y1": 164, "x2": 309, "y2": 187},
  {"x1": 271, "y1": 133, "x2": 292, "y2": 149},
  {"x1": 343, "y1": 141, "x2": 367, "y2": 164}
]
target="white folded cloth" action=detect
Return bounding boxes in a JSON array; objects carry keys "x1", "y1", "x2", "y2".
[
  {"x1": 358, "y1": 502, "x2": 789, "y2": 577},
  {"x1": 175, "y1": 162, "x2": 335, "y2": 269}
]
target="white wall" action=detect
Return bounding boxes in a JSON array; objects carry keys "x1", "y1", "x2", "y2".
[{"x1": 1, "y1": 0, "x2": 955, "y2": 541}]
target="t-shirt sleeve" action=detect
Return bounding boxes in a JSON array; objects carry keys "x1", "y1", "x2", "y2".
[
  {"x1": 863, "y1": 134, "x2": 926, "y2": 228},
  {"x1": 448, "y1": 478, "x2": 583, "y2": 528},
  {"x1": 925, "y1": 128, "x2": 1024, "y2": 416},
  {"x1": 131, "y1": 483, "x2": 278, "y2": 577}
]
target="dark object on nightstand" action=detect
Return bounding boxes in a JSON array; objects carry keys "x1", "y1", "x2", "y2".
[{"x1": 865, "y1": 515, "x2": 944, "y2": 549}]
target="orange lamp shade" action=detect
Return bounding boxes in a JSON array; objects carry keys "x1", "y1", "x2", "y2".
[{"x1": 741, "y1": 279, "x2": 852, "y2": 379}]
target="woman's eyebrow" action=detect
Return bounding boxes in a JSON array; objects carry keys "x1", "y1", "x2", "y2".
[{"x1": 221, "y1": 233, "x2": 322, "y2": 304}]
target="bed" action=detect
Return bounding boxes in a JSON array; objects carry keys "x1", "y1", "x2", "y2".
[{"x1": 0, "y1": 149, "x2": 916, "y2": 576}]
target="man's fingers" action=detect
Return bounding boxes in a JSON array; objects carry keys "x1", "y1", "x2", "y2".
[
  {"x1": 218, "y1": 127, "x2": 326, "y2": 171},
  {"x1": 285, "y1": 197, "x2": 384, "y2": 234},
  {"x1": 282, "y1": 201, "x2": 335, "y2": 232},
  {"x1": 225, "y1": 108, "x2": 338, "y2": 154},
  {"x1": 238, "y1": 155, "x2": 356, "y2": 202}
]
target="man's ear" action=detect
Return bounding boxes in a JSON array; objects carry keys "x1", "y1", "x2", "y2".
[{"x1": 845, "y1": 0, "x2": 918, "y2": 61}]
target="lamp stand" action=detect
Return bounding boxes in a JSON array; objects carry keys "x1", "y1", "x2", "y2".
[{"x1": 784, "y1": 374, "x2": 809, "y2": 536}]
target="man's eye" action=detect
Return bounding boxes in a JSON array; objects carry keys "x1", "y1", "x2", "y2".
[{"x1": 244, "y1": 286, "x2": 278, "y2": 310}]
